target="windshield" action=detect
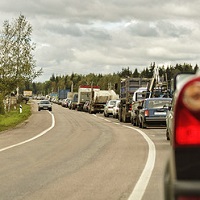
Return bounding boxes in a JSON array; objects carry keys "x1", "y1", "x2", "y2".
[
  {"x1": 147, "y1": 100, "x2": 171, "y2": 109},
  {"x1": 40, "y1": 101, "x2": 50, "y2": 104}
]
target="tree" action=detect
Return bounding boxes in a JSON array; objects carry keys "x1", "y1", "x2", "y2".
[
  {"x1": 132, "y1": 68, "x2": 139, "y2": 78},
  {"x1": 0, "y1": 14, "x2": 42, "y2": 96}
]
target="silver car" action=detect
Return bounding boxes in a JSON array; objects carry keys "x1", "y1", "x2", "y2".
[
  {"x1": 104, "y1": 100, "x2": 118, "y2": 117},
  {"x1": 38, "y1": 100, "x2": 52, "y2": 111},
  {"x1": 112, "y1": 100, "x2": 120, "y2": 118}
]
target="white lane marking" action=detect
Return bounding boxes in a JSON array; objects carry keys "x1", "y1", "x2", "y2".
[
  {"x1": 0, "y1": 111, "x2": 55, "y2": 152},
  {"x1": 97, "y1": 117, "x2": 156, "y2": 200},
  {"x1": 104, "y1": 119, "x2": 111, "y2": 122},
  {"x1": 127, "y1": 127, "x2": 156, "y2": 200}
]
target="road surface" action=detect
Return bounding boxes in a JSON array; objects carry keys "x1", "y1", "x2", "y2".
[{"x1": 0, "y1": 101, "x2": 170, "y2": 200}]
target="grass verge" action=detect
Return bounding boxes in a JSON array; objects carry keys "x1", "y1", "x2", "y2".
[{"x1": 0, "y1": 103, "x2": 32, "y2": 132}]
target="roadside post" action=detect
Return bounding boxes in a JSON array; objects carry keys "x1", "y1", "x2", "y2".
[{"x1": 19, "y1": 104, "x2": 22, "y2": 113}]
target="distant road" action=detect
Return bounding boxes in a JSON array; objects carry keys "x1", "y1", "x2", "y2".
[{"x1": 0, "y1": 101, "x2": 170, "y2": 200}]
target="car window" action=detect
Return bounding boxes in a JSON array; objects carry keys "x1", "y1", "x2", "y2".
[
  {"x1": 110, "y1": 101, "x2": 116, "y2": 106},
  {"x1": 40, "y1": 101, "x2": 50, "y2": 104},
  {"x1": 148, "y1": 100, "x2": 171, "y2": 109},
  {"x1": 116, "y1": 102, "x2": 120, "y2": 107}
]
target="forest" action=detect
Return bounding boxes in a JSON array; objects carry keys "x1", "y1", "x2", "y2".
[{"x1": 27, "y1": 62, "x2": 198, "y2": 96}]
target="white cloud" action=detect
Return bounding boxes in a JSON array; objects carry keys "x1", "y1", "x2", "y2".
[{"x1": 0, "y1": 0, "x2": 200, "y2": 82}]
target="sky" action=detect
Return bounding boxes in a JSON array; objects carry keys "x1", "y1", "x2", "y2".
[{"x1": 0, "y1": 0, "x2": 200, "y2": 82}]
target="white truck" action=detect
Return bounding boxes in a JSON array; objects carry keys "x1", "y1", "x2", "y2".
[
  {"x1": 77, "y1": 85, "x2": 100, "y2": 111},
  {"x1": 88, "y1": 89, "x2": 119, "y2": 114}
]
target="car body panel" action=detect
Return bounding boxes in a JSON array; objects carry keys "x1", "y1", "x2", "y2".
[
  {"x1": 104, "y1": 100, "x2": 119, "y2": 117},
  {"x1": 112, "y1": 100, "x2": 120, "y2": 118}
]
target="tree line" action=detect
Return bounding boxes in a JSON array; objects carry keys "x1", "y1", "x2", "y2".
[{"x1": 29, "y1": 62, "x2": 198, "y2": 97}]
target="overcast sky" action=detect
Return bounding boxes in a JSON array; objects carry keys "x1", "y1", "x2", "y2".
[{"x1": 0, "y1": 0, "x2": 200, "y2": 82}]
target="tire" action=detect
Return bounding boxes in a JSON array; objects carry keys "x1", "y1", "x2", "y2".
[
  {"x1": 141, "y1": 119, "x2": 147, "y2": 128},
  {"x1": 163, "y1": 160, "x2": 171, "y2": 200},
  {"x1": 166, "y1": 129, "x2": 170, "y2": 140},
  {"x1": 104, "y1": 112, "x2": 108, "y2": 117}
]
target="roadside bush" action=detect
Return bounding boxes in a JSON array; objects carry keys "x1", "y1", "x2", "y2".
[
  {"x1": 0, "y1": 94, "x2": 5, "y2": 115},
  {"x1": 0, "y1": 103, "x2": 31, "y2": 132}
]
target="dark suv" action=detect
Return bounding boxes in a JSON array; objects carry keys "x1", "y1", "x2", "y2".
[{"x1": 137, "y1": 97, "x2": 172, "y2": 128}]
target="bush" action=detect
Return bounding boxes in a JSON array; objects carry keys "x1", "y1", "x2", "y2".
[
  {"x1": 0, "y1": 103, "x2": 31, "y2": 132},
  {"x1": 0, "y1": 94, "x2": 5, "y2": 115}
]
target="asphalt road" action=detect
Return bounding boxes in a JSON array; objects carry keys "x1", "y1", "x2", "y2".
[{"x1": 0, "y1": 101, "x2": 170, "y2": 200}]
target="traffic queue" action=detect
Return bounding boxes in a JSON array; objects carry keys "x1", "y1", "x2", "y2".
[{"x1": 48, "y1": 70, "x2": 200, "y2": 199}]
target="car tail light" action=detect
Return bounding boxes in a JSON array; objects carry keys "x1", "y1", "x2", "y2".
[
  {"x1": 174, "y1": 77, "x2": 200, "y2": 147},
  {"x1": 144, "y1": 110, "x2": 149, "y2": 116},
  {"x1": 129, "y1": 104, "x2": 132, "y2": 111},
  {"x1": 177, "y1": 196, "x2": 200, "y2": 200}
]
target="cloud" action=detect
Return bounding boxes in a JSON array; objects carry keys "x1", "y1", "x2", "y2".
[{"x1": 0, "y1": 0, "x2": 200, "y2": 82}]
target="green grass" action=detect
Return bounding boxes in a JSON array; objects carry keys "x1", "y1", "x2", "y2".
[{"x1": 0, "y1": 103, "x2": 32, "y2": 132}]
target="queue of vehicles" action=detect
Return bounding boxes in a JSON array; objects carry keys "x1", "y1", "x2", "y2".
[
  {"x1": 49, "y1": 66, "x2": 172, "y2": 131},
  {"x1": 37, "y1": 67, "x2": 200, "y2": 199}
]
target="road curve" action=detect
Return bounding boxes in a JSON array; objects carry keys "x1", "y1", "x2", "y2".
[{"x1": 0, "y1": 101, "x2": 169, "y2": 200}]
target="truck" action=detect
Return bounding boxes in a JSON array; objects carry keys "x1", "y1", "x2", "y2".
[
  {"x1": 23, "y1": 90, "x2": 33, "y2": 103},
  {"x1": 77, "y1": 85, "x2": 100, "y2": 111},
  {"x1": 58, "y1": 89, "x2": 70, "y2": 100},
  {"x1": 118, "y1": 77, "x2": 151, "y2": 123},
  {"x1": 88, "y1": 89, "x2": 119, "y2": 114},
  {"x1": 69, "y1": 92, "x2": 78, "y2": 110}
]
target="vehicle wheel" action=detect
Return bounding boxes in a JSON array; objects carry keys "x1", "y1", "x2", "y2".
[
  {"x1": 49, "y1": 108, "x2": 52, "y2": 111},
  {"x1": 139, "y1": 121, "x2": 142, "y2": 128},
  {"x1": 133, "y1": 118, "x2": 137, "y2": 126},
  {"x1": 166, "y1": 129, "x2": 170, "y2": 140},
  {"x1": 118, "y1": 113, "x2": 122, "y2": 122},
  {"x1": 164, "y1": 160, "x2": 171, "y2": 200},
  {"x1": 135, "y1": 118, "x2": 139, "y2": 126},
  {"x1": 104, "y1": 112, "x2": 108, "y2": 117},
  {"x1": 141, "y1": 119, "x2": 147, "y2": 128},
  {"x1": 38, "y1": 108, "x2": 40, "y2": 111}
]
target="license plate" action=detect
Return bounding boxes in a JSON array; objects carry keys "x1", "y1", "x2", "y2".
[{"x1": 154, "y1": 112, "x2": 166, "y2": 115}]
